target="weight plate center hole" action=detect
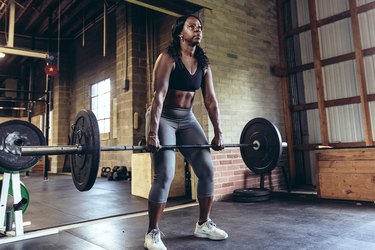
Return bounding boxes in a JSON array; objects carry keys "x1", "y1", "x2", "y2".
[
  {"x1": 253, "y1": 140, "x2": 260, "y2": 150},
  {"x1": 14, "y1": 139, "x2": 24, "y2": 147}
]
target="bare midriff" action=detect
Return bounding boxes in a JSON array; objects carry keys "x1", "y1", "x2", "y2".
[{"x1": 163, "y1": 88, "x2": 195, "y2": 109}]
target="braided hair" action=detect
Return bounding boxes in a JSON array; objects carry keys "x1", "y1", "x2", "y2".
[{"x1": 167, "y1": 15, "x2": 209, "y2": 69}]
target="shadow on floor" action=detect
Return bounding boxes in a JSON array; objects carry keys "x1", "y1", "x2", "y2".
[{"x1": 17, "y1": 173, "x2": 193, "y2": 231}]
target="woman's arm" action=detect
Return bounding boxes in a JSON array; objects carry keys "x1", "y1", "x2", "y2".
[
  {"x1": 201, "y1": 65, "x2": 224, "y2": 151},
  {"x1": 147, "y1": 52, "x2": 174, "y2": 152}
]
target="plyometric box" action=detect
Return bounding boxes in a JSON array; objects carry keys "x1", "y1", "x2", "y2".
[
  {"x1": 316, "y1": 148, "x2": 375, "y2": 202},
  {"x1": 131, "y1": 152, "x2": 188, "y2": 199}
]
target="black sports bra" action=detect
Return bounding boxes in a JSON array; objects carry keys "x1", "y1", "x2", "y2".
[{"x1": 169, "y1": 59, "x2": 204, "y2": 91}]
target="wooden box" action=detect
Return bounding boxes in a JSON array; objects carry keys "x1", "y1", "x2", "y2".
[
  {"x1": 316, "y1": 148, "x2": 375, "y2": 202},
  {"x1": 131, "y1": 152, "x2": 188, "y2": 199}
]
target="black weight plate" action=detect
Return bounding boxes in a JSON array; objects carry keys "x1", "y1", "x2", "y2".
[
  {"x1": 0, "y1": 120, "x2": 46, "y2": 172},
  {"x1": 233, "y1": 193, "x2": 271, "y2": 202},
  {"x1": 233, "y1": 188, "x2": 271, "y2": 197},
  {"x1": 70, "y1": 110, "x2": 100, "y2": 191},
  {"x1": 240, "y1": 118, "x2": 282, "y2": 174}
]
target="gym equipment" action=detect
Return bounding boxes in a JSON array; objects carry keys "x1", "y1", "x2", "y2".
[
  {"x1": 69, "y1": 110, "x2": 100, "y2": 191},
  {"x1": 0, "y1": 110, "x2": 288, "y2": 191},
  {"x1": 0, "y1": 120, "x2": 46, "y2": 173},
  {"x1": 100, "y1": 167, "x2": 112, "y2": 178},
  {"x1": 0, "y1": 179, "x2": 29, "y2": 214},
  {"x1": 232, "y1": 188, "x2": 271, "y2": 202},
  {"x1": 0, "y1": 173, "x2": 59, "y2": 240}
]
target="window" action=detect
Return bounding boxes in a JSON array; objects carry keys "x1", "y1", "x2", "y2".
[{"x1": 91, "y1": 78, "x2": 111, "y2": 133}]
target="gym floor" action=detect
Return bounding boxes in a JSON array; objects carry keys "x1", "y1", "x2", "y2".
[{"x1": 1, "y1": 174, "x2": 375, "y2": 250}]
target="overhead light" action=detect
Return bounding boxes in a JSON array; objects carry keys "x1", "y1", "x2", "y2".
[{"x1": 0, "y1": 52, "x2": 5, "y2": 58}]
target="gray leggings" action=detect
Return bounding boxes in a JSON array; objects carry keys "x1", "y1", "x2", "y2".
[{"x1": 148, "y1": 107, "x2": 214, "y2": 203}]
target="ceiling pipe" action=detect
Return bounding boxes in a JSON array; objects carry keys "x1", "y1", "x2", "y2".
[
  {"x1": 103, "y1": 2, "x2": 107, "y2": 57},
  {"x1": 73, "y1": 4, "x2": 117, "y2": 40},
  {"x1": 0, "y1": 1, "x2": 6, "y2": 12},
  {"x1": 0, "y1": 46, "x2": 49, "y2": 59},
  {"x1": 7, "y1": 0, "x2": 15, "y2": 47}
]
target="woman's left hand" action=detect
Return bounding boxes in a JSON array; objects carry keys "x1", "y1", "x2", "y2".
[{"x1": 211, "y1": 133, "x2": 224, "y2": 151}]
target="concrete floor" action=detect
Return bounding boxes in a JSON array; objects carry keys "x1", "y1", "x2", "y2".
[{"x1": 1, "y1": 174, "x2": 375, "y2": 250}]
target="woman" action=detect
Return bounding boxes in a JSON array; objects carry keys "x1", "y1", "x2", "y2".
[{"x1": 145, "y1": 15, "x2": 228, "y2": 250}]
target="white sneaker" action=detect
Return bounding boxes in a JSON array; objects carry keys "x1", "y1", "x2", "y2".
[
  {"x1": 194, "y1": 219, "x2": 228, "y2": 240},
  {"x1": 144, "y1": 229, "x2": 167, "y2": 250}
]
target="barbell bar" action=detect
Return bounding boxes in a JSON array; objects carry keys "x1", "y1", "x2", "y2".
[
  {"x1": 20, "y1": 142, "x2": 288, "y2": 156},
  {"x1": 0, "y1": 109, "x2": 288, "y2": 192}
]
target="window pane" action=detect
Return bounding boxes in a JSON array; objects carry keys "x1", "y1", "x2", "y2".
[
  {"x1": 103, "y1": 93, "x2": 110, "y2": 117},
  {"x1": 98, "y1": 120, "x2": 105, "y2": 133},
  {"x1": 90, "y1": 78, "x2": 111, "y2": 134},
  {"x1": 98, "y1": 104, "x2": 104, "y2": 119},
  {"x1": 104, "y1": 119, "x2": 110, "y2": 133},
  {"x1": 98, "y1": 80, "x2": 108, "y2": 95},
  {"x1": 104, "y1": 79, "x2": 111, "y2": 92},
  {"x1": 91, "y1": 84, "x2": 98, "y2": 97},
  {"x1": 91, "y1": 96, "x2": 98, "y2": 111}
]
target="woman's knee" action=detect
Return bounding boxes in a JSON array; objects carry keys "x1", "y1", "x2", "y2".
[
  {"x1": 191, "y1": 154, "x2": 214, "y2": 179},
  {"x1": 154, "y1": 173, "x2": 174, "y2": 188}
]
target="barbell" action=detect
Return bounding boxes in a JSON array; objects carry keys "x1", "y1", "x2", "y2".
[{"x1": 0, "y1": 109, "x2": 287, "y2": 192}]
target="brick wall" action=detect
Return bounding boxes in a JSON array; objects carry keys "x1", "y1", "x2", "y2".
[
  {"x1": 212, "y1": 149, "x2": 287, "y2": 200},
  {"x1": 129, "y1": 6, "x2": 148, "y2": 145},
  {"x1": 190, "y1": 0, "x2": 287, "y2": 199}
]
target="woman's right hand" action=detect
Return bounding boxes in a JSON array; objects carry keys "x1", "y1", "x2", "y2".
[{"x1": 146, "y1": 133, "x2": 161, "y2": 153}]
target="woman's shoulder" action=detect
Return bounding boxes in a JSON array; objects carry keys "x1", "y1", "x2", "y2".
[
  {"x1": 157, "y1": 52, "x2": 174, "y2": 63},
  {"x1": 154, "y1": 52, "x2": 176, "y2": 71}
]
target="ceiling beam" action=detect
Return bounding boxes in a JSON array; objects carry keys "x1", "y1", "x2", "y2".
[
  {"x1": 0, "y1": 46, "x2": 49, "y2": 59},
  {"x1": 124, "y1": 0, "x2": 182, "y2": 17}
]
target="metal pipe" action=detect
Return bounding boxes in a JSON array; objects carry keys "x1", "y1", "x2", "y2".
[
  {"x1": 0, "y1": 106, "x2": 26, "y2": 110},
  {"x1": 28, "y1": 60, "x2": 34, "y2": 120},
  {"x1": 0, "y1": 46, "x2": 49, "y2": 59},
  {"x1": 0, "y1": 99, "x2": 46, "y2": 103},
  {"x1": 44, "y1": 77, "x2": 51, "y2": 180},
  {"x1": 101, "y1": 145, "x2": 146, "y2": 151},
  {"x1": 44, "y1": 10, "x2": 53, "y2": 180},
  {"x1": 103, "y1": 2, "x2": 107, "y2": 57},
  {"x1": 0, "y1": 88, "x2": 47, "y2": 94},
  {"x1": 7, "y1": 0, "x2": 15, "y2": 47},
  {"x1": 0, "y1": 99, "x2": 30, "y2": 103},
  {"x1": 21, "y1": 146, "x2": 83, "y2": 156}
]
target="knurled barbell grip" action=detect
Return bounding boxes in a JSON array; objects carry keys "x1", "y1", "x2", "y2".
[{"x1": 101, "y1": 146, "x2": 146, "y2": 151}]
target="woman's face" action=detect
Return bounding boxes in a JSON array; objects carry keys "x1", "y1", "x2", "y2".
[{"x1": 180, "y1": 16, "x2": 203, "y2": 45}]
